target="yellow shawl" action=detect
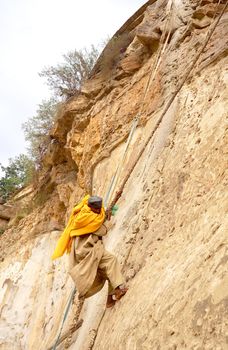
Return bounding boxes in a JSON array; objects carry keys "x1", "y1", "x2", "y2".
[{"x1": 51, "y1": 195, "x2": 105, "y2": 260}]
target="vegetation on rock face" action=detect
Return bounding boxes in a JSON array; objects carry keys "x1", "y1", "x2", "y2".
[
  {"x1": 39, "y1": 45, "x2": 100, "y2": 100},
  {"x1": 22, "y1": 97, "x2": 59, "y2": 163},
  {"x1": 22, "y1": 45, "x2": 102, "y2": 165},
  {"x1": 2, "y1": 44, "x2": 103, "y2": 200},
  {"x1": 0, "y1": 154, "x2": 34, "y2": 201},
  {"x1": 1, "y1": 36, "x2": 127, "y2": 202}
]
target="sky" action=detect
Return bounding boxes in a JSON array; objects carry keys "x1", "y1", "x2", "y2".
[{"x1": 0, "y1": 0, "x2": 146, "y2": 168}]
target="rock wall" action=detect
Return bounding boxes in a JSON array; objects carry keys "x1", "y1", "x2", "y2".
[{"x1": 0, "y1": 0, "x2": 227, "y2": 349}]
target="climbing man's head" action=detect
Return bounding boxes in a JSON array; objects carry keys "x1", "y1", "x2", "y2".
[{"x1": 88, "y1": 196, "x2": 102, "y2": 213}]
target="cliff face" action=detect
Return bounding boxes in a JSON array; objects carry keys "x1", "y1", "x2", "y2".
[{"x1": 0, "y1": 0, "x2": 228, "y2": 349}]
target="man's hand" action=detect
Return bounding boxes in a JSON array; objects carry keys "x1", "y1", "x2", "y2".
[
  {"x1": 105, "y1": 189, "x2": 122, "y2": 221},
  {"x1": 105, "y1": 208, "x2": 112, "y2": 221}
]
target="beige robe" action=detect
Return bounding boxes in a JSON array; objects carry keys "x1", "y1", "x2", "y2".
[{"x1": 69, "y1": 224, "x2": 124, "y2": 298}]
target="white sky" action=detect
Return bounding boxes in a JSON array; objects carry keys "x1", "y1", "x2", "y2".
[{"x1": 0, "y1": 0, "x2": 146, "y2": 168}]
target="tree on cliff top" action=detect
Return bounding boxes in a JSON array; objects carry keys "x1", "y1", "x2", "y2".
[
  {"x1": 39, "y1": 45, "x2": 100, "y2": 99},
  {"x1": 22, "y1": 45, "x2": 101, "y2": 163}
]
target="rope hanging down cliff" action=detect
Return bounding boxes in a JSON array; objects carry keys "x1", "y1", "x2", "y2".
[
  {"x1": 103, "y1": 0, "x2": 175, "y2": 207},
  {"x1": 106, "y1": 0, "x2": 228, "y2": 217}
]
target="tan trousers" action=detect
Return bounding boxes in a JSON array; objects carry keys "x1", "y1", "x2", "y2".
[
  {"x1": 70, "y1": 233, "x2": 124, "y2": 298},
  {"x1": 96, "y1": 249, "x2": 124, "y2": 295}
]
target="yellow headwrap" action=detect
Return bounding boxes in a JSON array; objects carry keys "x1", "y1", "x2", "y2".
[{"x1": 51, "y1": 195, "x2": 105, "y2": 260}]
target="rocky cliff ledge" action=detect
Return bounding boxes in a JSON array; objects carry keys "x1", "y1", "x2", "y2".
[{"x1": 0, "y1": 0, "x2": 227, "y2": 349}]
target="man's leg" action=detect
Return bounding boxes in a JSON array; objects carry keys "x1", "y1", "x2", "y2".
[
  {"x1": 98, "y1": 250, "x2": 127, "y2": 308},
  {"x1": 98, "y1": 250, "x2": 124, "y2": 291}
]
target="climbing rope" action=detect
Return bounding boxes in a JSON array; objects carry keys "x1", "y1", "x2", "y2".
[
  {"x1": 141, "y1": 0, "x2": 174, "y2": 99},
  {"x1": 52, "y1": 287, "x2": 76, "y2": 350},
  {"x1": 104, "y1": 115, "x2": 139, "y2": 207},
  {"x1": 104, "y1": 1, "x2": 175, "y2": 208},
  {"x1": 106, "y1": 0, "x2": 228, "y2": 215}
]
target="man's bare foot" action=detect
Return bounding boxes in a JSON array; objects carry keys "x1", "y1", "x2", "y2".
[{"x1": 114, "y1": 286, "x2": 128, "y2": 301}]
